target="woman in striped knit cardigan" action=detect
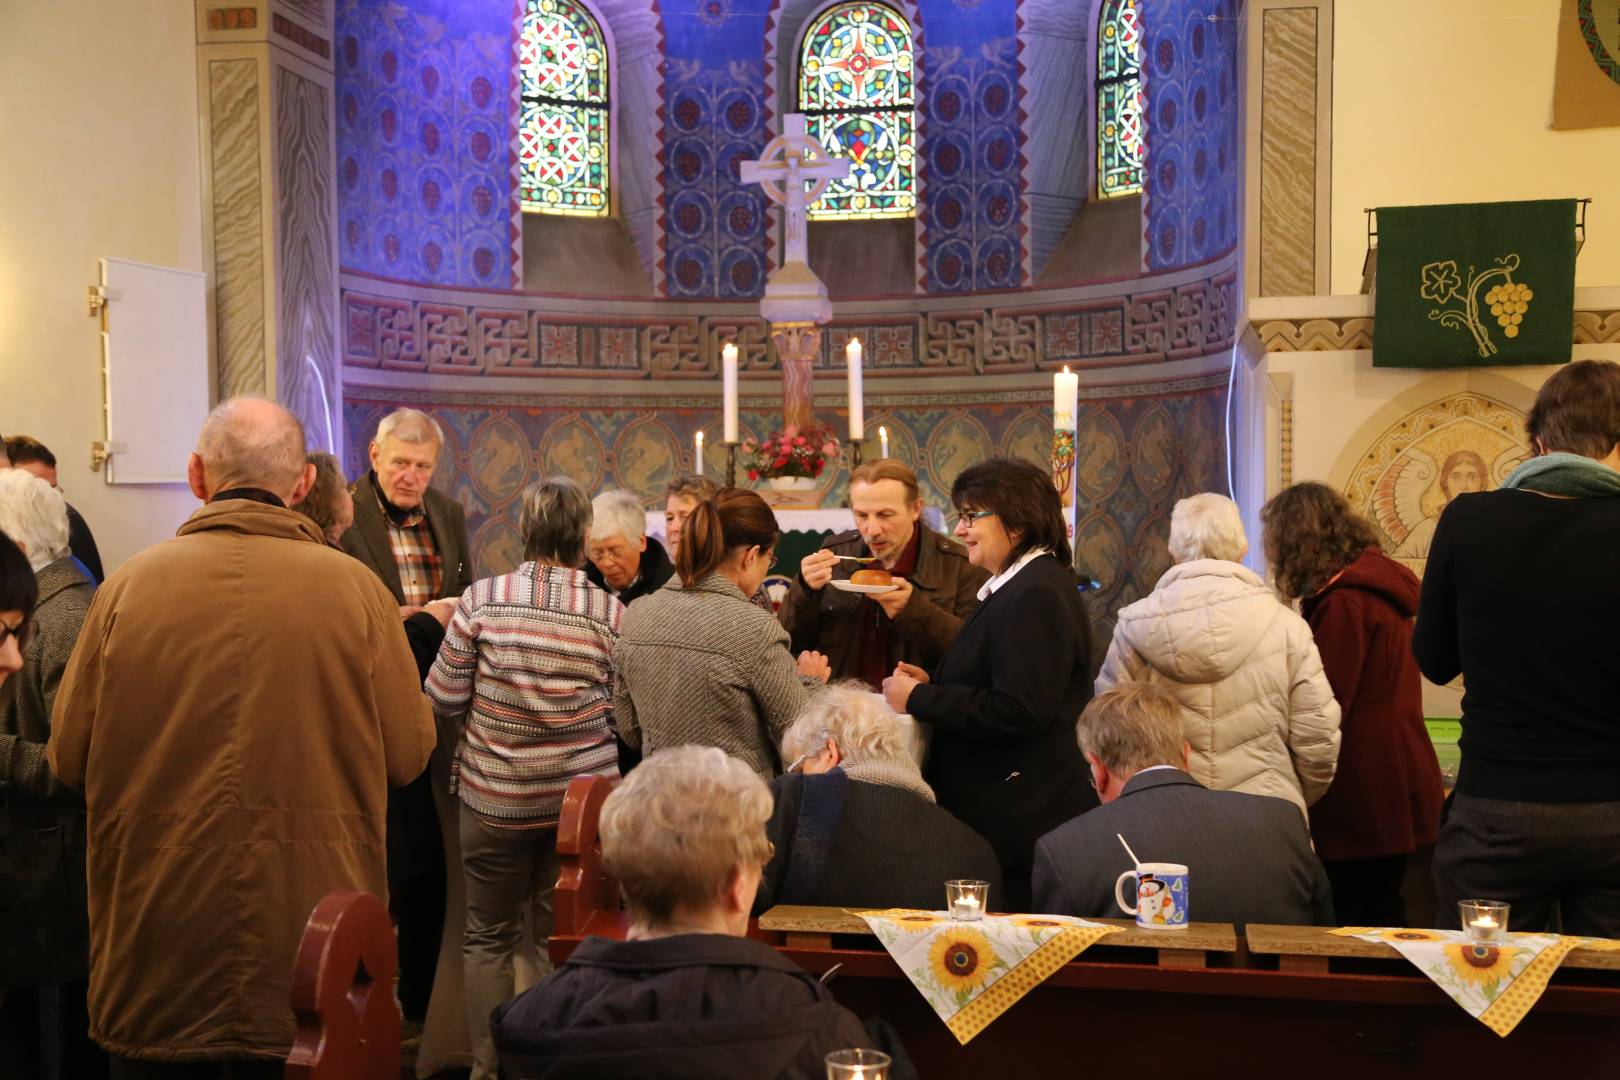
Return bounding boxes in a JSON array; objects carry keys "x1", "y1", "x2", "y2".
[{"x1": 426, "y1": 476, "x2": 623, "y2": 1080}]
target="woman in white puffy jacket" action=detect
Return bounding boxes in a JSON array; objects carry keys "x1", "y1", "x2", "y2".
[{"x1": 1095, "y1": 494, "x2": 1341, "y2": 819}]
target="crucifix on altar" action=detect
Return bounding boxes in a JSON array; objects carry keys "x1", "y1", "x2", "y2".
[{"x1": 739, "y1": 114, "x2": 850, "y2": 435}]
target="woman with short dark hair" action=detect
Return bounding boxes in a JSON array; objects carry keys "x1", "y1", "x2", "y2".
[
  {"x1": 426, "y1": 476, "x2": 624, "y2": 1080},
  {"x1": 881, "y1": 457, "x2": 1095, "y2": 908},
  {"x1": 1415, "y1": 359, "x2": 1620, "y2": 936},
  {"x1": 1264, "y1": 482, "x2": 1441, "y2": 926},
  {"x1": 614, "y1": 488, "x2": 830, "y2": 778},
  {"x1": 294, "y1": 451, "x2": 354, "y2": 547}
]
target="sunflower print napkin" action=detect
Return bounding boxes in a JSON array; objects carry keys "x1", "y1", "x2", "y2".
[
  {"x1": 1330, "y1": 927, "x2": 1620, "y2": 1036},
  {"x1": 856, "y1": 910, "x2": 1122, "y2": 1044}
]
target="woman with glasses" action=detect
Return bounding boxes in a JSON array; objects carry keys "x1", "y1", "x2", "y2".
[
  {"x1": 881, "y1": 458, "x2": 1096, "y2": 909},
  {"x1": 615, "y1": 487, "x2": 831, "y2": 779}
]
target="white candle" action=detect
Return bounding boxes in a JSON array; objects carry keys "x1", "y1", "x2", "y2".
[
  {"x1": 879, "y1": 425, "x2": 889, "y2": 459},
  {"x1": 951, "y1": 895, "x2": 981, "y2": 919},
  {"x1": 722, "y1": 343, "x2": 739, "y2": 443},
  {"x1": 1054, "y1": 365, "x2": 1079, "y2": 430},
  {"x1": 1471, "y1": 915, "x2": 1499, "y2": 931},
  {"x1": 847, "y1": 337, "x2": 864, "y2": 441},
  {"x1": 694, "y1": 430, "x2": 704, "y2": 475}
]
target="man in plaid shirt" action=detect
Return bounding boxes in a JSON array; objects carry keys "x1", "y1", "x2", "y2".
[{"x1": 340, "y1": 407, "x2": 472, "y2": 1032}]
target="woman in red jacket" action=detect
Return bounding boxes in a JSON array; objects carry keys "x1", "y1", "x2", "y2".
[{"x1": 1262, "y1": 483, "x2": 1443, "y2": 926}]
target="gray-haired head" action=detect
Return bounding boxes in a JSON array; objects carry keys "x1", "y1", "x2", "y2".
[
  {"x1": 519, "y1": 476, "x2": 592, "y2": 566},
  {"x1": 782, "y1": 681, "x2": 914, "y2": 768},
  {"x1": 373, "y1": 408, "x2": 444, "y2": 450},
  {"x1": 589, "y1": 489, "x2": 646, "y2": 544},
  {"x1": 1076, "y1": 684, "x2": 1185, "y2": 775},
  {"x1": 1167, "y1": 492, "x2": 1248, "y2": 564},
  {"x1": 195, "y1": 397, "x2": 308, "y2": 499},
  {"x1": 0, "y1": 469, "x2": 71, "y2": 568}
]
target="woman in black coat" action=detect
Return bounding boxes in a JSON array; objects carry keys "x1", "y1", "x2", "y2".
[{"x1": 883, "y1": 458, "x2": 1096, "y2": 909}]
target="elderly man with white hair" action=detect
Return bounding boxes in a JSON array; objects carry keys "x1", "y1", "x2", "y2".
[
  {"x1": 1095, "y1": 492, "x2": 1341, "y2": 820},
  {"x1": 341, "y1": 407, "x2": 471, "y2": 611},
  {"x1": 752, "y1": 682, "x2": 1001, "y2": 912},
  {"x1": 0, "y1": 469, "x2": 100, "y2": 1071},
  {"x1": 48, "y1": 397, "x2": 433, "y2": 1074},
  {"x1": 584, "y1": 488, "x2": 674, "y2": 605}
]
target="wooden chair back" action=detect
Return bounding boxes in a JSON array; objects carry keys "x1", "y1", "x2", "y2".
[
  {"x1": 285, "y1": 889, "x2": 401, "y2": 1080},
  {"x1": 554, "y1": 772, "x2": 620, "y2": 935}
]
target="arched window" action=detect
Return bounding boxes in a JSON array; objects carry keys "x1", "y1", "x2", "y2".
[
  {"x1": 1096, "y1": 0, "x2": 1144, "y2": 199},
  {"x1": 519, "y1": 0, "x2": 609, "y2": 216},
  {"x1": 799, "y1": 2, "x2": 915, "y2": 221}
]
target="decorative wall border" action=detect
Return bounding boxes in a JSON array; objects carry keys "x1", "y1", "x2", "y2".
[
  {"x1": 341, "y1": 264, "x2": 1239, "y2": 377},
  {"x1": 1256, "y1": 308, "x2": 1620, "y2": 352}
]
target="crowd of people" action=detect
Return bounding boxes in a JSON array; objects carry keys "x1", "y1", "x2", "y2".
[{"x1": 1, "y1": 357, "x2": 1618, "y2": 1078}]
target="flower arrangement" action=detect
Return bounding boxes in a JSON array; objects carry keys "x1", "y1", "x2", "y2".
[{"x1": 743, "y1": 423, "x2": 840, "y2": 482}]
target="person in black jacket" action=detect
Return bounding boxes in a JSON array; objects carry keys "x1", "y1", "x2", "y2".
[
  {"x1": 585, "y1": 488, "x2": 675, "y2": 606},
  {"x1": 493, "y1": 746, "x2": 876, "y2": 1079},
  {"x1": 883, "y1": 457, "x2": 1097, "y2": 910},
  {"x1": 756, "y1": 683, "x2": 1002, "y2": 913},
  {"x1": 1414, "y1": 359, "x2": 1620, "y2": 937}
]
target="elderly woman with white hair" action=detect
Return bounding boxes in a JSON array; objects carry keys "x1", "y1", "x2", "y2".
[
  {"x1": 1095, "y1": 492, "x2": 1340, "y2": 820},
  {"x1": 585, "y1": 488, "x2": 674, "y2": 606},
  {"x1": 753, "y1": 683, "x2": 1001, "y2": 912},
  {"x1": 0, "y1": 469, "x2": 99, "y2": 1069},
  {"x1": 490, "y1": 745, "x2": 876, "y2": 1078}
]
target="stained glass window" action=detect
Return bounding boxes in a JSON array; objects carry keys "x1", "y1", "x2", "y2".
[
  {"x1": 799, "y1": 2, "x2": 915, "y2": 221},
  {"x1": 519, "y1": 0, "x2": 609, "y2": 216},
  {"x1": 1096, "y1": 0, "x2": 1144, "y2": 199}
]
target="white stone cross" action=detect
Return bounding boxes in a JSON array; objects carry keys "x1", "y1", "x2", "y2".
[{"x1": 740, "y1": 114, "x2": 850, "y2": 271}]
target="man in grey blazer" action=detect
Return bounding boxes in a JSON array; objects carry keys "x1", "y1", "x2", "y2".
[
  {"x1": 342, "y1": 408, "x2": 472, "y2": 610},
  {"x1": 1033, "y1": 684, "x2": 1334, "y2": 929}
]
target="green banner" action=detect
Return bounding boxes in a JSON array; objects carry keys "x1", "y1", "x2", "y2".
[{"x1": 1373, "y1": 199, "x2": 1577, "y2": 368}]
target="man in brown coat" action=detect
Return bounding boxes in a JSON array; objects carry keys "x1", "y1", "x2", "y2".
[
  {"x1": 48, "y1": 398, "x2": 434, "y2": 1076},
  {"x1": 781, "y1": 460, "x2": 987, "y2": 689}
]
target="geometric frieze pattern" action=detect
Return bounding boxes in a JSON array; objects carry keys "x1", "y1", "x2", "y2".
[{"x1": 341, "y1": 266, "x2": 1239, "y2": 376}]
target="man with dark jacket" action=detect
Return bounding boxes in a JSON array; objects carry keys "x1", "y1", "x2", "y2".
[
  {"x1": 584, "y1": 488, "x2": 674, "y2": 605},
  {"x1": 339, "y1": 407, "x2": 471, "y2": 1030},
  {"x1": 1033, "y1": 684, "x2": 1334, "y2": 929},
  {"x1": 781, "y1": 460, "x2": 986, "y2": 690}
]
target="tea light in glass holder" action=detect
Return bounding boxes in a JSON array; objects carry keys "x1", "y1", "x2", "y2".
[
  {"x1": 1460, "y1": 899, "x2": 1509, "y2": 943},
  {"x1": 826, "y1": 1048, "x2": 891, "y2": 1080},
  {"x1": 946, "y1": 879, "x2": 989, "y2": 921}
]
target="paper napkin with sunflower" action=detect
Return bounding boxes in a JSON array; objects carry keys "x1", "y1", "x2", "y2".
[
  {"x1": 857, "y1": 910, "x2": 1123, "y2": 1043},
  {"x1": 1331, "y1": 927, "x2": 1620, "y2": 1036}
]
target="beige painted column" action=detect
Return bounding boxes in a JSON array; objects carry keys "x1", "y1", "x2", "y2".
[
  {"x1": 195, "y1": 0, "x2": 342, "y2": 453},
  {"x1": 1244, "y1": 0, "x2": 1334, "y2": 299}
]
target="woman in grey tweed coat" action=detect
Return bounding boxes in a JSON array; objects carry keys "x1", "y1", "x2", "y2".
[{"x1": 614, "y1": 488, "x2": 830, "y2": 777}]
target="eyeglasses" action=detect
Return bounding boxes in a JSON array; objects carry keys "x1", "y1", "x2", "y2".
[
  {"x1": 953, "y1": 510, "x2": 998, "y2": 528},
  {"x1": 0, "y1": 618, "x2": 32, "y2": 652}
]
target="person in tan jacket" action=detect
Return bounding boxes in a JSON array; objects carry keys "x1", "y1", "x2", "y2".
[
  {"x1": 1095, "y1": 493, "x2": 1340, "y2": 821},
  {"x1": 47, "y1": 398, "x2": 434, "y2": 1076}
]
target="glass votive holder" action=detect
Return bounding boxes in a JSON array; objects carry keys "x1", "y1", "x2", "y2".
[
  {"x1": 826, "y1": 1048, "x2": 891, "y2": 1079},
  {"x1": 1459, "y1": 899, "x2": 1510, "y2": 943},
  {"x1": 946, "y1": 879, "x2": 989, "y2": 921}
]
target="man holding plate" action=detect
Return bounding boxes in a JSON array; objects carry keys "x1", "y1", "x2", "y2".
[{"x1": 781, "y1": 460, "x2": 987, "y2": 690}]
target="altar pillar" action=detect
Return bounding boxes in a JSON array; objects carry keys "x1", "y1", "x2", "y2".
[
  {"x1": 772, "y1": 323, "x2": 822, "y2": 430},
  {"x1": 193, "y1": 0, "x2": 342, "y2": 452}
]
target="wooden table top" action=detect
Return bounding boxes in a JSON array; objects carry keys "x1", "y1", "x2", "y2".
[
  {"x1": 1246, "y1": 924, "x2": 1620, "y2": 972},
  {"x1": 757, "y1": 904, "x2": 1239, "y2": 953}
]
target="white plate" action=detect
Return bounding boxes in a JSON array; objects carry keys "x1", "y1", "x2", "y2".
[{"x1": 830, "y1": 579, "x2": 899, "y2": 594}]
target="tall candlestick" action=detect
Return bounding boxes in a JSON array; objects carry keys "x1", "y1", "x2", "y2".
[
  {"x1": 1053, "y1": 365, "x2": 1080, "y2": 545},
  {"x1": 722, "y1": 343, "x2": 739, "y2": 443},
  {"x1": 846, "y1": 337, "x2": 864, "y2": 441},
  {"x1": 695, "y1": 430, "x2": 704, "y2": 475},
  {"x1": 879, "y1": 425, "x2": 889, "y2": 459}
]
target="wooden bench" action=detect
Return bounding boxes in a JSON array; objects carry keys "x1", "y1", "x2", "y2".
[
  {"x1": 1247, "y1": 923, "x2": 1620, "y2": 974},
  {"x1": 284, "y1": 890, "x2": 401, "y2": 1080}
]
